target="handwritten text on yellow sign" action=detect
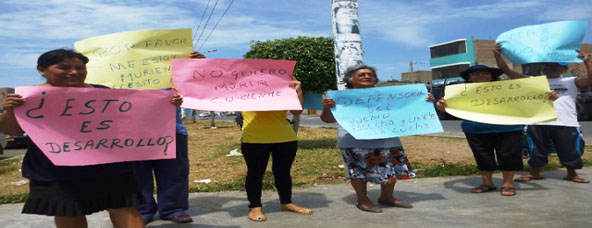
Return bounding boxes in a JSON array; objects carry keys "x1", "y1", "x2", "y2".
[{"x1": 443, "y1": 76, "x2": 557, "y2": 124}]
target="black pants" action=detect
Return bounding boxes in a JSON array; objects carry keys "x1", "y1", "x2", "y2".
[
  {"x1": 525, "y1": 125, "x2": 585, "y2": 169},
  {"x1": 241, "y1": 141, "x2": 298, "y2": 208},
  {"x1": 465, "y1": 130, "x2": 524, "y2": 171}
]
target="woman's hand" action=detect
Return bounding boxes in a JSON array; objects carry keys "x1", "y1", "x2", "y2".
[
  {"x1": 577, "y1": 49, "x2": 591, "y2": 62},
  {"x1": 492, "y1": 43, "x2": 502, "y2": 56},
  {"x1": 435, "y1": 98, "x2": 447, "y2": 112},
  {"x1": 426, "y1": 93, "x2": 436, "y2": 102},
  {"x1": 288, "y1": 80, "x2": 303, "y2": 115},
  {"x1": 320, "y1": 97, "x2": 337, "y2": 123},
  {"x1": 2, "y1": 94, "x2": 24, "y2": 112},
  {"x1": 171, "y1": 94, "x2": 183, "y2": 106},
  {"x1": 0, "y1": 94, "x2": 25, "y2": 135},
  {"x1": 322, "y1": 98, "x2": 335, "y2": 109},
  {"x1": 288, "y1": 80, "x2": 302, "y2": 93},
  {"x1": 189, "y1": 51, "x2": 206, "y2": 59},
  {"x1": 548, "y1": 90, "x2": 559, "y2": 101}
]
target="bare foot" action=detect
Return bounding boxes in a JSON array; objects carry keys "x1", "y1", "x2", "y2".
[
  {"x1": 514, "y1": 174, "x2": 543, "y2": 182},
  {"x1": 563, "y1": 176, "x2": 590, "y2": 183},
  {"x1": 248, "y1": 207, "x2": 267, "y2": 222},
  {"x1": 280, "y1": 203, "x2": 312, "y2": 215}
]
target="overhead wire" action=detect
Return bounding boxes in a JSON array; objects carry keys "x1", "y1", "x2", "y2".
[
  {"x1": 193, "y1": 0, "x2": 219, "y2": 49},
  {"x1": 192, "y1": 0, "x2": 211, "y2": 48},
  {"x1": 197, "y1": 0, "x2": 235, "y2": 52}
]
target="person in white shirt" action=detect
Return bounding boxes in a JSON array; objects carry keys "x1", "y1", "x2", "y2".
[{"x1": 493, "y1": 44, "x2": 592, "y2": 183}]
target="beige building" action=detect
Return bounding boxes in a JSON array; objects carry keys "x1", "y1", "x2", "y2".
[{"x1": 401, "y1": 70, "x2": 432, "y2": 83}]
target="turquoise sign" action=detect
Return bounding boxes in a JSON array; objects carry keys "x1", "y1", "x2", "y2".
[
  {"x1": 328, "y1": 84, "x2": 443, "y2": 140},
  {"x1": 496, "y1": 20, "x2": 588, "y2": 64}
]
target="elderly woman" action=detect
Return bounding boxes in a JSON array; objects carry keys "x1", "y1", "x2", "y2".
[
  {"x1": 321, "y1": 65, "x2": 415, "y2": 213},
  {"x1": 240, "y1": 80, "x2": 312, "y2": 222},
  {"x1": 0, "y1": 49, "x2": 181, "y2": 228}
]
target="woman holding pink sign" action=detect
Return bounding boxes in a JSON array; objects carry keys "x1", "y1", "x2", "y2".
[
  {"x1": 240, "y1": 79, "x2": 312, "y2": 222},
  {"x1": 0, "y1": 49, "x2": 182, "y2": 228},
  {"x1": 321, "y1": 65, "x2": 415, "y2": 213}
]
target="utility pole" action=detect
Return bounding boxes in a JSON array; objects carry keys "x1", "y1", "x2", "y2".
[{"x1": 331, "y1": 0, "x2": 364, "y2": 90}]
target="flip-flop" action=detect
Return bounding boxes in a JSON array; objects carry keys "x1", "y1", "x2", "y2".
[
  {"x1": 514, "y1": 174, "x2": 544, "y2": 182},
  {"x1": 355, "y1": 203, "x2": 383, "y2": 213},
  {"x1": 563, "y1": 176, "x2": 590, "y2": 183},
  {"x1": 471, "y1": 185, "x2": 497, "y2": 193},
  {"x1": 500, "y1": 186, "x2": 517, "y2": 196},
  {"x1": 377, "y1": 198, "x2": 413, "y2": 208}
]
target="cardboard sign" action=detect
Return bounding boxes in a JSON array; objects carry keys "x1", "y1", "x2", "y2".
[
  {"x1": 14, "y1": 86, "x2": 177, "y2": 166},
  {"x1": 172, "y1": 58, "x2": 302, "y2": 111},
  {"x1": 444, "y1": 77, "x2": 557, "y2": 124},
  {"x1": 328, "y1": 84, "x2": 443, "y2": 139},
  {"x1": 75, "y1": 29, "x2": 194, "y2": 89},
  {"x1": 496, "y1": 21, "x2": 588, "y2": 64}
]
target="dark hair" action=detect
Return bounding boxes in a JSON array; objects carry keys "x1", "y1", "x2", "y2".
[
  {"x1": 343, "y1": 65, "x2": 378, "y2": 88},
  {"x1": 37, "y1": 49, "x2": 89, "y2": 68}
]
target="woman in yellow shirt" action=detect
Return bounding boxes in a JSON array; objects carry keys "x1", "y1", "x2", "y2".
[{"x1": 241, "y1": 80, "x2": 312, "y2": 222}]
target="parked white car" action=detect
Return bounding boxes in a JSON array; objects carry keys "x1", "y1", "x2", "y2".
[{"x1": 198, "y1": 112, "x2": 211, "y2": 117}]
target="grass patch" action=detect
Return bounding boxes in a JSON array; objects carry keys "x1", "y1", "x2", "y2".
[
  {"x1": 0, "y1": 193, "x2": 28, "y2": 204},
  {"x1": 416, "y1": 163, "x2": 479, "y2": 177},
  {"x1": 0, "y1": 157, "x2": 21, "y2": 175},
  {"x1": 1, "y1": 119, "x2": 592, "y2": 204}
]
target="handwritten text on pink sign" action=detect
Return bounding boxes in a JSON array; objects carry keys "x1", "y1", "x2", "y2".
[
  {"x1": 172, "y1": 59, "x2": 302, "y2": 111},
  {"x1": 14, "y1": 86, "x2": 176, "y2": 166}
]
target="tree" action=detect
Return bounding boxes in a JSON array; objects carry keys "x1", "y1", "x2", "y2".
[
  {"x1": 244, "y1": 36, "x2": 336, "y2": 134},
  {"x1": 243, "y1": 36, "x2": 337, "y2": 92}
]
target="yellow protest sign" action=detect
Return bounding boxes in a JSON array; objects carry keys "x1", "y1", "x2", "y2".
[
  {"x1": 74, "y1": 29, "x2": 193, "y2": 89},
  {"x1": 444, "y1": 76, "x2": 557, "y2": 124}
]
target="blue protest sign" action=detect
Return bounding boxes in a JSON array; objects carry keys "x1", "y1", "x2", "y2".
[
  {"x1": 496, "y1": 20, "x2": 588, "y2": 64},
  {"x1": 327, "y1": 84, "x2": 443, "y2": 139}
]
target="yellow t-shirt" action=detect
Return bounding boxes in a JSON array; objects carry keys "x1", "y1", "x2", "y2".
[{"x1": 241, "y1": 111, "x2": 297, "y2": 143}]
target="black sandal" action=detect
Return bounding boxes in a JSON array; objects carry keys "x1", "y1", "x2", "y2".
[{"x1": 471, "y1": 185, "x2": 496, "y2": 193}]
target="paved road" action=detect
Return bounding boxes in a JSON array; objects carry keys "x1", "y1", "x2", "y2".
[
  {"x1": 1, "y1": 167, "x2": 591, "y2": 227},
  {"x1": 2, "y1": 115, "x2": 592, "y2": 227}
]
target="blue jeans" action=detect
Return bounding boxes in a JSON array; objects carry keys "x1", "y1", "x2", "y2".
[{"x1": 134, "y1": 134, "x2": 189, "y2": 219}]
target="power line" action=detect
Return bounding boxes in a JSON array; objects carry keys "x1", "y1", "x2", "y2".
[
  {"x1": 194, "y1": 0, "x2": 219, "y2": 48},
  {"x1": 192, "y1": 0, "x2": 211, "y2": 47},
  {"x1": 198, "y1": 0, "x2": 235, "y2": 52}
]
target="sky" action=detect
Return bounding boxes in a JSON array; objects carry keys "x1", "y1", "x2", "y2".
[{"x1": 1, "y1": 0, "x2": 592, "y2": 88}]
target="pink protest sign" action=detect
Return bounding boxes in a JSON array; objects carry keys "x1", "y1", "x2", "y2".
[
  {"x1": 14, "y1": 86, "x2": 177, "y2": 166},
  {"x1": 172, "y1": 59, "x2": 303, "y2": 111}
]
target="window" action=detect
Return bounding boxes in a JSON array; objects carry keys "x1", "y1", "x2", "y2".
[
  {"x1": 430, "y1": 40, "x2": 467, "y2": 58},
  {"x1": 432, "y1": 64, "x2": 470, "y2": 79}
]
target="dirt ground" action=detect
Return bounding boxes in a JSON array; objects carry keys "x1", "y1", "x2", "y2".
[{"x1": 401, "y1": 136, "x2": 475, "y2": 165}]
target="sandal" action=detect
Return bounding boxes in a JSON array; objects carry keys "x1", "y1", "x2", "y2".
[
  {"x1": 471, "y1": 185, "x2": 496, "y2": 193},
  {"x1": 248, "y1": 207, "x2": 267, "y2": 222},
  {"x1": 514, "y1": 174, "x2": 544, "y2": 182},
  {"x1": 563, "y1": 176, "x2": 590, "y2": 183},
  {"x1": 280, "y1": 203, "x2": 313, "y2": 215},
  {"x1": 500, "y1": 186, "x2": 517, "y2": 196},
  {"x1": 355, "y1": 203, "x2": 383, "y2": 213},
  {"x1": 377, "y1": 197, "x2": 413, "y2": 208}
]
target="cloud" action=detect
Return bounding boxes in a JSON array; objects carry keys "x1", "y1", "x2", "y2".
[
  {"x1": 360, "y1": 0, "x2": 544, "y2": 47},
  {"x1": 0, "y1": 0, "x2": 329, "y2": 73},
  {"x1": 537, "y1": 1, "x2": 592, "y2": 20}
]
